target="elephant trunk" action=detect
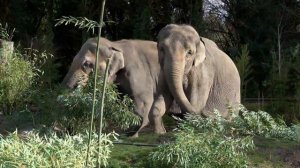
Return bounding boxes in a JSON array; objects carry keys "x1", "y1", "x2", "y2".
[
  {"x1": 62, "y1": 71, "x2": 77, "y2": 89},
  {"x1": 164, "y1": 57, "x2": 196, "y2": 113}
]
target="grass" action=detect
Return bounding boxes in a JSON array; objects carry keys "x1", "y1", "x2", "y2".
[
  {"x1": 107, "y1": 132, "x2": 173, "y2": 168},
  {"x1": 248, "y1": 136, "x2": 300, "y2": 168},
  {"x1": 106, "y1": 134, "x2": 300, "y2": 168},
  {"x1": 108, "y1": 145, "x2": 154, "y2": 168}
]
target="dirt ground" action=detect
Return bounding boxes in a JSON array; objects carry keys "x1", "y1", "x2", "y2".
[{"x1": 279, "y1": 148, "x2": 300, "y2": 168}]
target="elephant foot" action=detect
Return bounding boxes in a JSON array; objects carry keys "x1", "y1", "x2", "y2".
[
  {"x1": 154, "y1": 130, "x2": 166, "y2": 135},
  {"x1": 130, "y1": 119, "x2": 150, "y2": 138},
  {"x1": 154, "y1": 125, "x2": 166, "y2": 134},
  {"x1": 131, "y1": 132, "x2": 139, "y2": 138}
]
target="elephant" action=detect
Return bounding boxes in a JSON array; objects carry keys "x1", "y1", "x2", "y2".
[
  {"x1": 62, "y1": 37, "x2": 170, "y2": 137},
  {"x1": 149, "y1": 24, "x2": 241, "y2": 134}
]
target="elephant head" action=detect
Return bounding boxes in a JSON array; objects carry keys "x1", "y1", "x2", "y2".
[
  {"x1": 157, "y1": 24, "x2": 206, "y2": 113},
  {"x1": 62, "y1": 38, "x2": 124, "y2": 88}
]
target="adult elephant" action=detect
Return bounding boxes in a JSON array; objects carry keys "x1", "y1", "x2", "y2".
[
  {"x1": 62, "y1": 37, "x2": 168, "y2": 137},
  {"x1": 150, "y1": 24, "x2": 240, "y2": 133}
]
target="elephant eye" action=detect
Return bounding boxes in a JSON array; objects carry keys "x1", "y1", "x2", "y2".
[
  {"x1": 82, "y1": 61, "x2": 94, "y2": 73},
  {"x1": 186, "y1": 49, "x2": 193, "y2": 57}
]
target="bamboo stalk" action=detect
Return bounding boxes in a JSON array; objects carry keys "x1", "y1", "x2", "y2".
[
  {"x1": 96, "y1": 1, "x2": 107, "y2": 167},
  {"x1": 85, "y1": 0, "x2": 107, "y2": 167},
  {"x1": 97, "y1": 55, "x2": 111, "y2": 167}
]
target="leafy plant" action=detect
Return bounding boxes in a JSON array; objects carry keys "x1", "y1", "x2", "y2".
[
  {"x1": 55, "y1": 16, "x2": 101, "y2": 34},
  {"x1": 150, "y1": 105, "x2": 299, "y2": 168},
  {"x1": 57, "y1": 79, "x2": 141, "y2": 133},
  {"x1": 0, "y1": 52, "x2": 36, "y2": 114},
  {"x1": 0, "y1": 131, "x2": 117, "y2": 167},
  {"x1": 265, "y1": 45, "x2": 300, "y2": 122},
  {"x1": 151, "y1": 110, "x2": 254, "y2": 168},
  {"x1": 234, "y1": 105, "x2": 298, "y2": 141},
  {"x1": 23, "y1": 48, "x2": 53, "y2": 72},
  {"x1": 0, "y1": 23, "x2": 15, "y2": 41},
  {"x1": 29, "y1": 87, "x2": 65, "y2": 126},
  {"x1": 23, "y1": 48, "x2": 60, "y2": 87},
  {"x1": 235, "y1": 44, "x2": 252, "y2": 99}
]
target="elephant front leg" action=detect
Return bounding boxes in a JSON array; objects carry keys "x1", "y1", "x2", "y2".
[
  {"x1": 132, "y1": 98, "x2": 153, "y2": 138},
  {"x1": 149, "y1": 94, "x2": 172, "y2": 134}
]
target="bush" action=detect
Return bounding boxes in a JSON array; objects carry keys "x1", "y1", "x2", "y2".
[
  {"x1": 29, "y1": 76, "x2": 140, "y2": 134},
  {"x1": 234, "y1": 105, "x2": 298, "y2": 141},
  {"x1": 150, "y1": 105, "x2": 299, "y2": 168},
  {"x1": 0, "y1": 131, "x2": 117, "y2": 167},
  {"x1": 29, "y1": 87, "x2": 65, "y2": 126},
  {"x1": 0, "y1": 23, "x2": 14, "y2": 41},
  {"x1": 57, "y1": 79, "x2": 141, "y2": 133},
  {"x1": 23, "y1": 48, "x2": 61, "y2": 88},
  {"x1": 0, "y1": 53, "x2": 36, "y2": 114},
  {"x1": 151, "y1": 110, "x2": 254, "y2": 168}
]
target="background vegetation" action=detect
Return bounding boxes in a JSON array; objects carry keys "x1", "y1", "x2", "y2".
[
  {"x1": 0, "y1": 131, "x2": 117, "y2": 167},
  {"x1": 0, "y1": 0, "x2": 300, "y2": 167},
  {"x1": 0, "y1": 0, "x2": 299, "y2": 122}
]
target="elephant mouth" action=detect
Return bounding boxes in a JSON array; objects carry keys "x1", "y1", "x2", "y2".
[
  {"x1": 77, "y1": 75, "x2": 89, "y2": 87},
  {"x1": 183, "y1": 75, "x2": 189, "y2": 90},
  {"x1": 63, "y1": 73, "x2": 89, "y2": 89}
]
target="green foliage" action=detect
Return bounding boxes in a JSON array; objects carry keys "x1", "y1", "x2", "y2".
[
  {"x1": 29, "y1": 87, "x2": 65, "y2": 126},
  {"x1": 28, "y1": 73, "x2": 140, "y2": 134},
  {"x1": 234, "y1": 105, "x2": 299, "y2": 141},
  {"x1": 0, "y1": 46, "x2": 58, "y2": 115},
  {"x1": 265, "y1": 44, "x2": 300, "y2": 122},
  {"x1": 151, "y1": 110, "x2": 254, "y2": 168},
  {"x1": 132, "y1": 7, "x2": 153, "y2": 39},
  {"x1": 0, "y1": 53, "x2": 36, "y2": 114},
  {"x1": 235, "y1": 45, "x2": 252, "y2": 98},
  {"x1": 57, "y1": 79, "x2": 141, "y2": 133},
  {"x1": 0, "y1": 131, "x2": 117, "y2": 167},
  {"x1": 2, "y1": 1, "x2": 299, "y2": 116},
  {"x1": 23, "y1": 48, "x2": 60, "y2": 87},
  {"x1": 0, "y1": 23, "x2": 15, "y2": 41},
  {"x1": 55, "y1": 16, "x2": 100, "y2": 34},
  {"x1": 150, "y1": 105, "x2": 299, "y2": 168}
]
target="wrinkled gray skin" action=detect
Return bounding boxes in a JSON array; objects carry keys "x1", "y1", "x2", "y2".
[
  {"x1": 150, "y1": 24, "x2": 241, "y2": 133},
  {"x1": 62, "y1": 37, "x2": 170, "y2": 137}
]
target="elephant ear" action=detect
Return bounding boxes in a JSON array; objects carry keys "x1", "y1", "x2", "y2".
[
  {"x1": 107, "y1": 46, "x2": 125, "y2": 77},
  {"x1": 193, "y1": 38, "x2": 206, "y2": 67}
]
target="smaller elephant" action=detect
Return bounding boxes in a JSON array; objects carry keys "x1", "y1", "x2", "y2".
[
  {"x1": 149, "y1": 24, "x2": 241, "y2": 133},
  {"x1": 62, "y1": 37, "x2": 169, "y2": 137}
]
